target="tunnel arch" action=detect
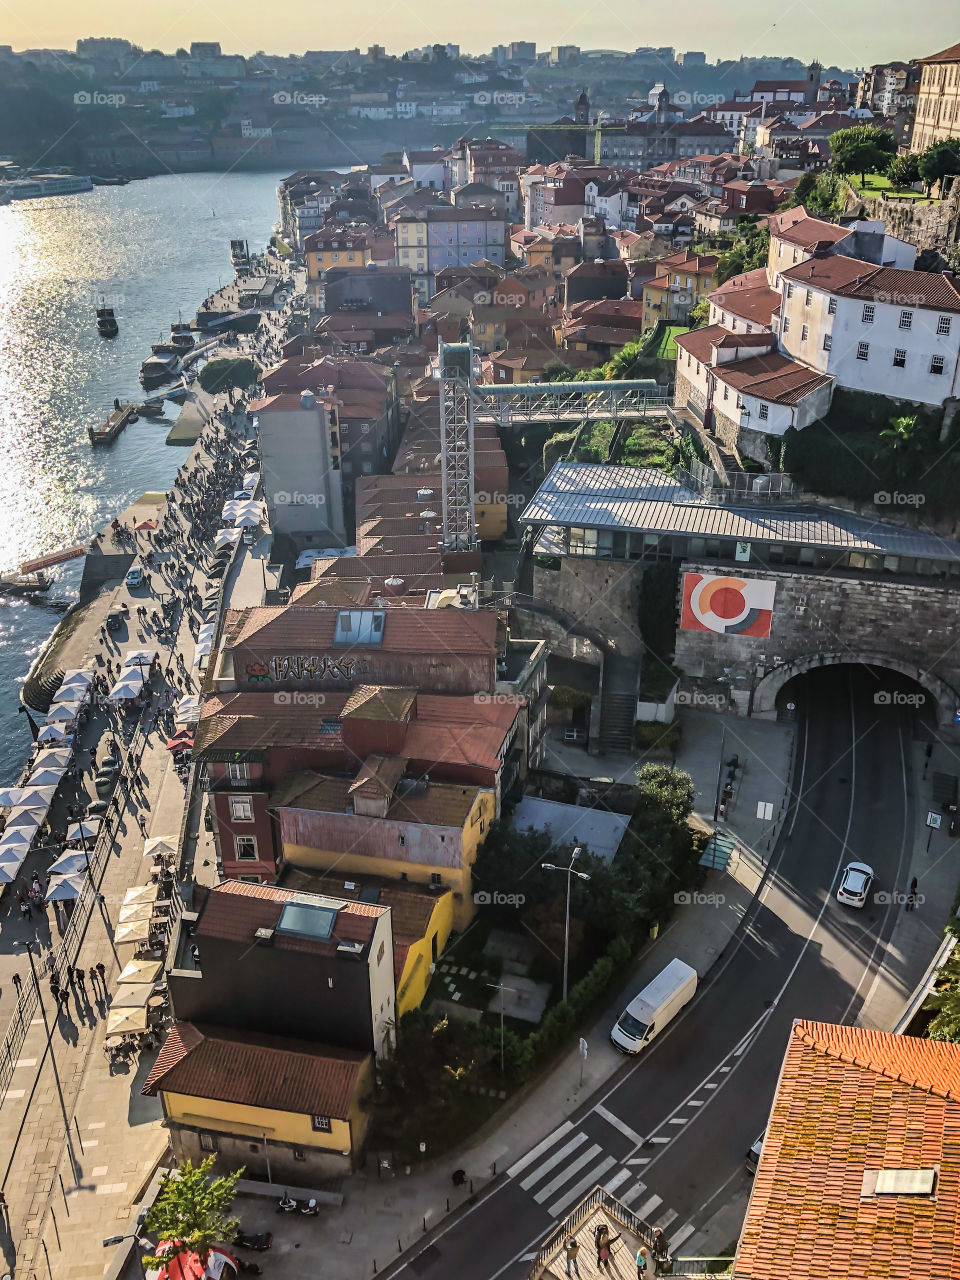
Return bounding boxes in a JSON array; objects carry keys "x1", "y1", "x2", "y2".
[{"x1": 751, "y1": 651, "x2": 960, "y2": 726}]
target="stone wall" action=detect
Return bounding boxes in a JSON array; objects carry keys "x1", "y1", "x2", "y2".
[
  {"x1": 673, "y1": 561, "x2": 960, "y2": 722},
  {"x1": 532, "y1": 558, "x2": 646, "y2": 659},
  {"x1": 850, "y1": 189, "x2": 960, "y2": 256}
]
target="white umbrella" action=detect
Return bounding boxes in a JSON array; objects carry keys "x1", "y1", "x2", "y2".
[
  {"x1": 119, "y1": 902, "x2": 153, "y2": 924},
  {"x1": 8, "y1": 786, "x2": 57, "y2": 807},
  {"x1": 0, "y1": 788, "x2": 26, "y2": 807},
  {"x1": 175, "y1": 696, "x2": 201, "y2": 725},
  {"x1": 233, "y1": 511, "x2": 261, "y2": 528},
  {"x1": 196, "y1": 623, "x2": 216, "y2": 645},
  {"x1": 66, "y1": 819, "x2": 101, "y2": 844},
  {"x1": 60, "y1": 669, "x2": 94, "y2": 687},
  {"x1": 214, "y1": 529, "x2": 241, "y2": 550},
  {"x1": 0, "y1": 864, "x2": 19, "y2": 886},
  {"x1": 45, "y1": 872, "x2": 86, "y2": 901},
  {"x1": 52, "y1": 687, "x2": 87, "y2": 706},
  {"x1": 27, "y1": 767, "x2": 67, "y2": 787},
  {"x1": 143, "y1": 835, "x2": 177, "y2": 861},
  {"x1": 118, "y1": 957, "x2": 162, "y2": 984},
  {"x1": 242, "y1": 471, "x2": 260, "y2": 491},
  {"x1": 46, "y1": 704, "x2": 78, "y2": 724},
  {"x1": 37, "y1": 724, "x2": 70, "y2": 744},
  {"x1": 47, "y1": 850, "x2": 89, "y2": 877},
  {"x1": 123, "y1": 649, "x2": 157, "y2": 670},
  {"x1": 114, "y1": 920, "x2": 150, "y2": 946},
  {"x1": 110, "y1": 983, "x2": 154, "y2": 1009},
  {"x1": 123, "y1": 883, "x2": 159, "y2": 906},
  {"x1": 5, "y1": 807, "x2": 47, "y2": 829},
  {"x1": 106, "y1": 1005, "x2": 148, "y2": 1035},
  {"x1": 0, "y1": 833, "x2": 31, "y2": 856},
  {"x1": 108, "y1": 673, "x2": 143, "y2": 702},
  {"x1": 193, "y1": 639, "x2": 212, "y2": 667},
  {"x1": 33, "y1": 748, "x2": 72, "y2": 769}
]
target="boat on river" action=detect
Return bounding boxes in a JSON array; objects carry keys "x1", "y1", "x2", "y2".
[
  {"x1": 96, "y1": 304, "x2": 119, "y2": 337},
  {"x1": 89, "y1": 402, "x2": 138, "y2": 445},
  {"x1": 140, "y1": 344, "x2": 182, "y2": 387}
]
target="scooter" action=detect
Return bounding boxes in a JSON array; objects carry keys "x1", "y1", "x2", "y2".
[
  {"x1": 276, "y1": 1191, "x2": 298, "y2": 1213},
  {"x1": 300, "y1": 1199, "x2": 319, "y2": 1216},
  {"x1": 233, "y1": 1230, "x2": 273, "y2": 1251}
]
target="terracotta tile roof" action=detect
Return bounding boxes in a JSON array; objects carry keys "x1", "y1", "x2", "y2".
[
  {"x1": 713, "y1": 351, "x2": 833, "y2": 406},
  {"x1": 734, "y1": 1019, "x2": 960, "y2": 1280},
  {"x1": 228, "y1": 604, "x2": 497, "y2": 655},
  {"x1": 709, "y1": 269, "x2": 781, "y2": 327},
  {"x1": 142, "y1": 1021, "x2": 368, "y2": 1118},
  {"x1": 274, "y1": 770, "x2": 484, "y2": 829},
  {"x1": 193, "y1": 691, "x2": 350, "y2": 754},
  {"x1": 918, "y1": 42, "x2": 960, "y2": 63},
  {"x1": 194, "y1": 879, "x2": 385, "y2": 954},
  {"x1": 675, "y1": 323, "x2": 734, "y2": 363},
  {"x1": 780, "y1": 255, "x2": 960, "y2": 310},
  {"x1": 769, "y1": 206, "x2": 852, "y2": 249},
  {"x1": 342, "y1": 685, "x2": 417, "y2": 722}
]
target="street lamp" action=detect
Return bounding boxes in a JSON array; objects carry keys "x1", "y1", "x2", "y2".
[
  {"x1": 12, "y1": 939, "x2": 44, "y2": 1007},
  {"x1": 541, "y1": 846, "x2": 590, "y2": 1003},
  {"x1": 103, "y1": 1232, "x2": 155, "y2": 1280}
]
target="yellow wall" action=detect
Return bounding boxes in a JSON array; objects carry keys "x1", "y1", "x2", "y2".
[
  {"x1": 284, "y1": 790, "x2": 495, "y2": 930},
  {"x1": 476, "y1": 500, "x2": 508, "y2": 538},
  {"x1": 306, "y1": 246, "x2": 372, "y2": 281},
  {"x1": 395, "y1": 890, "x2": 454, "y2": 1015}
]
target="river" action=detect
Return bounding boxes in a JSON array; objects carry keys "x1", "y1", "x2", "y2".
[{"x1": 0, "y1": 169, "x2": 287, "y2": 779}]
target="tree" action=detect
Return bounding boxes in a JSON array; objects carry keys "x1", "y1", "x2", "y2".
[
  {"x1": 197, "y1": 357, "x2": 261, "y2": 395},
  {"x1": 887, "y1": 151, "x2": 920, "y2": 190},
  {"x1": 878, "y1": 414, "x2": 918, "y2": 482},
  {"x1": 542, "y1": 358, "x2": 575, "y2": 382},
  {"x1": 829, "y1": 124, "x2": 896, "y2": 184},
  {"x1": 688, "y1": 298, "x2": 710, "y2": 327},
  {"x1": 918, "y1": 138, "x2": 960, "y2": 195},
  {"x1": 926, "y1": 949, "x2": 960, "y2": 1041},
  {"x1": 142, "y1": 1158, "x2": 242, "y2": 1268}
]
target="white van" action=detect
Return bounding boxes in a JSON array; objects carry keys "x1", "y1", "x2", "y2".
[{"x1": 610, "y1": 958, "x2": 698, "y2": 1054}]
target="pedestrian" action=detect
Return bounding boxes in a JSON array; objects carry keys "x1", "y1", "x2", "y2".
[
  {"x1": 96, "y1": 961, "x2": 106, "y2": 984},
  {"x1": 598, "y1": 1232, "x2": 620, "y2": 1272},
  {"x1": 653, "y1": 1229, "x2": 670, "y2": 1275},
  {"x1": 49, "y1": 974, "x2": 60, "y2": 1001},
  {"x1": 88, "y1": 965, "x2": 98, "y2": 988},
  {"x1": 138, "y1": 814, "x2": 147, "y2": 837},
  {"x1": 907, "y1": 875, "x2": 919, "y2": 911},
  {"x1": 59, "y1": 986, "x2": 70, "y2": 1008},
  {"x1": 12, "y1": 973, "x2": 22, "y2": 997},
  {"x1": 19, "y1": 898, "x2": 30, "y2": 921},
  {"x1": 565, "y1": 1237, "x2": 581, "y2": 1279},
  {"x1": 75, "y1": 967, "x2": 86, "y2": 996},
  {"x1": 65, "y1": 964, "x2": 75, "y2": 987},
  {"x1": 637, "y1": 1245, "x2": 650, "y2": 1280}
]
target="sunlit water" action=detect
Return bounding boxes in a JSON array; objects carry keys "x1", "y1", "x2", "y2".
[{"x1": 0, "y1": 170, "x2": 286, "y2": 779}]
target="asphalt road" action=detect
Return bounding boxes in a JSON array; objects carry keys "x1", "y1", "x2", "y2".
[{"x1": 392, "y1": 664, "x2": 921, "y2": 1280}]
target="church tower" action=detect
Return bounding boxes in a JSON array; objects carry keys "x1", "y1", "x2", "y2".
[
  {"x1": 574, "y1": 88, "x2": 590, "y2": 125},
  {"x1": 805, "y1": 60, "x2": 822, "y2": 104}
]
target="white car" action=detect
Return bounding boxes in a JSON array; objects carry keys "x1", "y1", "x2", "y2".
[
  {"x1": 125, "y1": 565, "x2": 143, "y2": 589},
  {"x1": 837, "y1": 861, "x2": 874, "y2": 908}
]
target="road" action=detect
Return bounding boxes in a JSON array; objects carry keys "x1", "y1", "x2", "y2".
[{"x1": 391, "y1": 664, "x2": 920, "y2": 1279}]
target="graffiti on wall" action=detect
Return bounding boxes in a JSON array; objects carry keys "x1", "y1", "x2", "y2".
[{"x1": 680, "y1": 573, "x2": 776, "y2": 638}]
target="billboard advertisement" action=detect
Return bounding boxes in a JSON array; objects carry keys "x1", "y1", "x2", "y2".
[{"x1": 680, "y1": 573, "x2": 776, "y2": 638}]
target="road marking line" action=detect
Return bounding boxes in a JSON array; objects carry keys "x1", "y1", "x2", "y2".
[
  {"x1": 626, "y1": 1157, "x2": 650, "y2": 1166},
  {"x1": 88, "y1": 1122, "x2": 106, "y2": 1129},
  {"x1": 14, "y1": 1058, "x2": 36, "y2": 1068},
  {"x1": 636, "y1": 1194, "x2": 663, "y2": 1219},
  {"x1": 704, "y1": 1083, "x2": 718, "y2": 1090},
  {"x1": 594, "y1": 1104, "x2": 644, "y2": 1146},
  {"x1": 719, "y1": 1066, "x2": 731, "y2": 1073},
  {"x1": 653, "y1": 1208, "x2": 678, "y2": 1231},
  {"x1": 519, "y1": 1133, "x2": 588, "y2": 1191},
  {"x1": 520, "y1": 1255, "x2": 535, "y2": 1262},
  {"x1": 507, "y1": 1121, "x2": 574, "y2": 1179},
  {"x1": 604, "y1": 1169, "x2": 631, "y2": 1194},
  {"x1": 548, "y1": 1157, "x2": 616, "y2": 1218},
  {"x1": 533, "y1": 1144, "x2": 602, "y2": 1203},
  {"x1": 5, "y1": 1089, "x2": 24, "y2": 1099},
  {"x1": 688, "y1": 1100, "x2": 704, "y2": 1108},
  {"x1": 671, "y1": 1224, "x2": 696, "y2": 1251},
  {"x1": 667, "y1": 1118, "x2": 686, "y2": 1125},
  {"x1": 649, "y1": 1136, "x2": 670, "y2": 1144},
  {"x1": 620, "y1": 1182, "x2": 647, "y2": 1207}
]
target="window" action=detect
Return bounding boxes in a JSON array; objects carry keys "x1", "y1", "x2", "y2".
[
  {"x1": 862, "y1": 304, "x2": 875, "y2": 323},
  {"x1": 938, "y1": 315, "x2": 952, "y2": 335},
  {"x1": 736, "y1": 394, "x2": 743, "y2": 409},
  {"x1": 805, "y1": 289, "x2": 812, "y2": 307},
  {"x1": 200, "y1": 1133, "x2": 216, "y2": 1152},
  {"x1": 782, "y1": 316, "x2": 790, "y2": 332},
  {"x1": 931, "y1": 355, "x2": 945, "y2": 375},
  {"x1": 857, "y1": 341, "x2": 870, "y2": 361},
  {"x1": 311, "y1": 1115, "x2": 332, "y2": 1133},
  {"x1": 758, "y1": 403, "x2": 769, "y2": 421},
  {"x1": 722, "y1": 384, "x2": 728, "y2": 400},
  {"x1": 899, "y1": 310, "x2": 913, "y2": 330},
  {"x1": 801, "y1": 324, "x2": 809, "y2": 342},
  {"x1": 235, "y1": 834, "x2": 257, "y2": 861},
  {"x1": 229, "y1": 796, "x2": 254, "y2": 822},
  {"x1": 823, "y1": 334, "x2": 832, "y2": 351},
  {"x1": 377, "y1": 940, "x2": 385, "y2": 964},
  {"x1": 893, "y1": 348, "x2": 907, "y2": 368},
  {"x1": 293, "y1": 1148, "x2": 306, "y2": 1162},
  {"x1": 828, "y1": 297, "x2": 837, "y2": 315},
  {"x1": 227, "y1": 762, "x2": 249, "y2": 784}
]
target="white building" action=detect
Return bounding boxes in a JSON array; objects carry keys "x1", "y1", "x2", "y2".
[{"x1": 252, "y1": 389, "x2": 347, "y2": 543}]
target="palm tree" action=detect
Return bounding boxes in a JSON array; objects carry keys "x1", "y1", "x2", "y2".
[{"x1": 878, "y1": 414, "x2": 918, "y2": 481}]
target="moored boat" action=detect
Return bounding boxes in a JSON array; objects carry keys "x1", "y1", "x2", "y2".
[{"x1": 96, "y1": 304, "x2": 119, "y2": 337}]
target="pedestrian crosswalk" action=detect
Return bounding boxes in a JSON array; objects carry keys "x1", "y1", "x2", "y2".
[{"x1": 506, "y1": 1120, "x2": 697, "y2": 1247}]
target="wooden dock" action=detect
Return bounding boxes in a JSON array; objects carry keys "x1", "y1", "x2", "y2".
[{"x1": 88, "y1": 403, "x2": 138, "y2": 446}]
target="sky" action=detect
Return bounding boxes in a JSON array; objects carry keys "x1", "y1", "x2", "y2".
[{"x1": 1, "y1": 0, "x2": 949, "y2": 68}]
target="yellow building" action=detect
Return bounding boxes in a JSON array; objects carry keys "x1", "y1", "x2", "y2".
[
  {"x1": 143, "y1": 1022, "x2": 373, "y2": 1183},
  {"x1": 303, "y1": 224, "x2": 395, "y2": 310},
  {"x1": 641, "y1": 251, "x2": 719, "y2": 327},
  {"x1": 274, "y1": 773, "x2": 496, "y2": 932},
  {"x1": 394, "y1": 214, "x2": 430, "y2": 287},
  {"x1": 911, "y1": 42, "x2": 960, "y2": 153}
]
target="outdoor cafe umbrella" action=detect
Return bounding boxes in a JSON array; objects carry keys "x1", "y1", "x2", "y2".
[
  {"x1": 59, "y1": 668, "x2": 94, "y2": 687},
  {"x1": 242, "y1": 471, "x2": 260, "y2": 491},
  {"x1": 164, "y1": 732, "x2": 194, "y2": 752},
  {"x1": 143, "y1": 836, "x2": 177, "y2": 861},
  {"x1": 134, "y1": 518, "x2": 158, "y2": 532},
  {"x1": 3, "y1": 785, "x2": 57, "y2": 808},
  {"x1": 233, "y1": 510, "x2": 262, "y2": 528},
  {"x1": 106, "y1": 1005, "x2": 148, "y2": 1036},
  {"x1": 109, "y1": 983, "x2": 154, "y2": 1010},
  {"x1": 123, "y1": 883, "x2": 159, "y2": 906},
  {"x1": 175, "y1": 696, "x2": 202, "y2": 726},
  {"x1": 114, "y1": 919, "x2": 150, "y2": 946},
  {"x1": 66, "y1": 818, "x2": 101, "y2": 844},
  {"x1": 213, "y1": 529, "x2": 241, "y2": 550},
  {"x1": 44, "y1": 872, "x2": 86, "y2": 902},
  {"x1": 123, "y1": 648, "x2": 157, "y2": 669},
  {"x1": 4, "y1": 807, "x2": 47, "y2": 829},
  {"x1": 119, "y1": 902, "x2": 153, "y2": 924},
  {"x1": 52, "y1": 687, "x2": 87, "y2": 706},
  {"x1": 47, "y1": 849, "x2": 90, "y2": 877},
  {"x1": 0, "y1": 864, "x2": 19, "y2": 886},
  {"x1": 33, "y1": 748, "x2": 72, "y2": 769},
  {"x1": 118, "y1": 957, "x2": 162, "y2": 984},
  {"x1": 27, "y1": 767, "x2": 67, "y2": 787},
  {"x1": 0, "y1": 833, "x2": 32, "y2": 857},
  {"x1": 108, "y1": 673, "x2": 143, "y2": 702},
  {"x1": 37, "y1": 724, "x2": 70, "y2": 744}
]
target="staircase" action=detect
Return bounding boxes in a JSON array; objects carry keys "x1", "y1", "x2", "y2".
[{"x1": 598, "y1": 655, "x2": 640, "y2": 754}]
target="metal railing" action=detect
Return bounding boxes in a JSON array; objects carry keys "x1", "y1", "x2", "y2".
[{"x1": 470, "y1": 380, "x2": 672, "y2": 427}]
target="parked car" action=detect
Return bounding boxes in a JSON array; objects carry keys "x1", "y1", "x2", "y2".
[
  {"x1": 125, "y1": 565, "x2": 143, "y2": 589},
  {"x1": 106, "y1": 611, "x2": 124, "y2": 633},
  {"x1": 745, "y1": 1131, "x2": 765, "y2": 1174},
  {"x1": 837, "y1": 861, "x2": 874, "y2": 908}
]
